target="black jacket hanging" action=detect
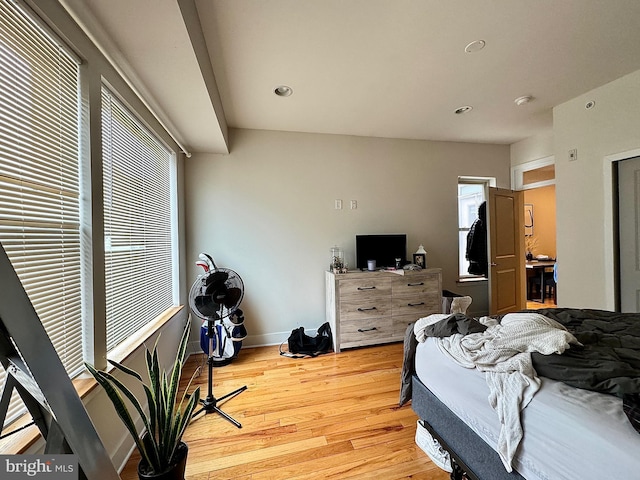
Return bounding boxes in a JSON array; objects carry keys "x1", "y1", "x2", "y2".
[{"x1": 466, "y1": 201, "x2": 488, "y2": 277}]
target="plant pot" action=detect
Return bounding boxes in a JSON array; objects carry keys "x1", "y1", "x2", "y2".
[{"x1": 137, "y1": 442, "x2": 188, "y2": 480}]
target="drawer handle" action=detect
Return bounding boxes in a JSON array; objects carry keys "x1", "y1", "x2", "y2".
[
  {"x1": 358, "y1": 327, "x2": 378, "y2": 332},
  {"x1": 408, "y1": 302, "x2": 425, "y2": 307},
  {"x1": 357, "y1": 286, "x2": 376, "y2": 290},
  {"x1": 407, "y1": 282, "x2": 424, "y2": 287},
  {"x1": 357, "y1": 307, "x2": 377, "y2": 312}
]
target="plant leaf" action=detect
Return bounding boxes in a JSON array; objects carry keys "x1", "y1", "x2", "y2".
[
  {"x1": 107, "y1": 359, "x2": 143, "y2": 382},
  {"x1": 85, "y1": 363, "x2": 154, "y2": 470}
]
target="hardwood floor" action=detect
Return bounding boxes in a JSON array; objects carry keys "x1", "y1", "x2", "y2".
[
  {"x1": 526, "y1": 298, "x2": 557, "y2": 310},
  {"x1": 119, "y1": 343, "x2": 449, "y2": 480}
]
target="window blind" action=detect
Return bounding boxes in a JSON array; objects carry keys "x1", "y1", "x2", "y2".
[
  {"x1": 102, "y1": 87, "x2": 175, "y2": 350},
  {"x1": 0, "y1": 0, "x2": 82, "y2": 425}
]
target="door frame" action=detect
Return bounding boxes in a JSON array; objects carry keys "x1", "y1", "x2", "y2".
[
  {"x1": 604, "y1": 147, "x2": 640, "y2": 311},
  {"x1": 511, "y1": 155, "x2": 555, "y2": 191}
]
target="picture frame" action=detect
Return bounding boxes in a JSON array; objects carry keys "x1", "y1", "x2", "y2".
[
  {"x1": 524, "y1": 203, "x2": 534, "y2": 236},
  {"x1": 413, "y1": 253, "x2": 426, "y2": 268}
]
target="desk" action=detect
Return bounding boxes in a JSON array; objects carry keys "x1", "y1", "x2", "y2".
[{"x1": 526, "y1": 260, "x2": 556, "y2": 302}]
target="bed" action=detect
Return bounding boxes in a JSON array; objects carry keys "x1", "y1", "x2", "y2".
[{"x1": 401, "y1": 308, "x2": 640, "y2": 480}]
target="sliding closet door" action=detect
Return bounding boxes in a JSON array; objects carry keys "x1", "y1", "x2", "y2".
[{"x1": 619, "y1": 156, "x2": 640, "y2": 312}]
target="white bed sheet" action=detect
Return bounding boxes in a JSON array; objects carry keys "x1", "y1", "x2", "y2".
[{"x1": 415, "y1": 338, "x2": 640, "y2": 480}]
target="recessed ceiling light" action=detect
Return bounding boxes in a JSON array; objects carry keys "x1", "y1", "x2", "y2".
[
  {"x1": 274, "y1": 85, "x2": 293, "y2": 97},
  {"x1": 514, "y1": 95, "x2": 533, "y2": 106},
  {"x1": 454, "y1": 105, "x2": 473, "y2": 114},
  {"x1": 464, "y1": 40, "x2": 486, "y2": 53}
]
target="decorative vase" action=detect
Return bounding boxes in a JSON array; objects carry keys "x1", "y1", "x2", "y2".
[
  {"x1": 526, "y1": 251, "x2": 533, "y2": 261},
  {"x1": 137, "y1": 442, "x2": 188, "y2": 480},
  {"x1": 330, "y1": 245, "x2": 345, "y2": 273}
]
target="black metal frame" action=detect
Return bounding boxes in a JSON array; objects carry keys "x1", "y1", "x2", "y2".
[{"x1": 192, "y1": 319, "x2": 246, "y2": 428}]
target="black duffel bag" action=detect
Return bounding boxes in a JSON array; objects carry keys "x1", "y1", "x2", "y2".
[{"x1": 280, "y1": 322, "x2": 333, "y2": 358}]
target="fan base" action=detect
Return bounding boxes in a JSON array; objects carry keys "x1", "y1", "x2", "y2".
[
  {"x1": 191, "y1": 354, "x2": 247, "y2": 428},
  {"x1": 193, "y1": 386, "x2": 247, "y2": 428}
]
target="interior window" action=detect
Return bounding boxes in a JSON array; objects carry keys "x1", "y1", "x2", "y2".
[{"x1": 523, "y1": 164, "x2": 555, "y2": 186}]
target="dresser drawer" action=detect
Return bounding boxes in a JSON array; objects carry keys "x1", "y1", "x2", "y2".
[
  {"x1": 339, "y1": 317, "x2": 394, "y2": 349},
  {"x1": 391, "y1": 314, "x2": 424, "y2": 340},
  {"x1": 391, "y1": 295, "x2": 441, "y2": 317},
  {"x1": 338, "y1": 277, "x2": 391, "y2": 300},
  {"x1": 391, "y1": 273, "x2": 440, "y2": 296},
  {"x1": 340, "y1": 298, "x2": 391, "y2": 321}
]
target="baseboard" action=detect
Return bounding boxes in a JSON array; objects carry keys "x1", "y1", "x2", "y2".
[{"x1": 188, "y1": 329, "x2": 313, "y2": 356}]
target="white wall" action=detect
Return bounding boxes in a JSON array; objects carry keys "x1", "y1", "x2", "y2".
[
  {"x1": 510, "y1": 131, "x2": 554, "y2": 167},
  {"x1": 553, "y1": 68, "x2": 640, "y2": 309},
  {"x1": 185, "y1": 129, "x2": 510, "y2": 344}
]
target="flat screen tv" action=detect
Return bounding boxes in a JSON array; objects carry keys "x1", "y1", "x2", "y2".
[{"x1": 356, "y1": 234, "x2": 407, "y2": 270}]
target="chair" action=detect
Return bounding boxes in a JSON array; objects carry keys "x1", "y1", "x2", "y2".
[
  {"x1": 545, "y1": 262, "x2": 558, "y2": 304},
  {"x1": 528, "y1": 263, "x2": 557, "y2": 303},
  {"x1": 543, "y1": 269, "x2": 556, "y2": 303}
]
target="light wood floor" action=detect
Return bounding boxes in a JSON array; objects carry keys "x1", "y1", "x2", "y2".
[
  {"x1": 119, "y1": 343, "x2": 449, "y2": 480},
  {"x1": 526, "y1": 298, "x2": 557, "y2": 310}
]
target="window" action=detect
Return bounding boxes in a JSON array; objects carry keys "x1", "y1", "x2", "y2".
[
  {"x1": 102, "y1": 87, "x2": 176, "y2": 350},
  {"x1": 511, "y1": 155, "x2": 555, "y2": 190},
  {"x1": 0, "y1": 1, "x2": 180, "y2": 436},
  {"x1": 0, "y1": 0, "x2": 82, "y2": 424},
  {"x1": 458, "y1": 180, "x2": 488, "y2": 278}
]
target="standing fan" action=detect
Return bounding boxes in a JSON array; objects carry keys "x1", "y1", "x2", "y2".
[{"x1": 189, "y1": 253, "x2": 247, "y2": 428}]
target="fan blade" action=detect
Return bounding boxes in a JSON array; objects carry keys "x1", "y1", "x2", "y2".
[
  {"x1": 205, "y1": 271, "x2": 229, "y2": 294},
  {"x1": 194, "y1": 295, "x2": 218, "y2": 317},
  {"x1": 222, "y1": 287, "x2": 242, "y2": 308}
]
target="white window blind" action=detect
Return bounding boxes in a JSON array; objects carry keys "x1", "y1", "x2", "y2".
[
  {"x1": 102, "y1": 87, "x2": 175, "y2": 350},
  {"x1": 0, "y1": 0, "x2": 82, "y2": 425}
]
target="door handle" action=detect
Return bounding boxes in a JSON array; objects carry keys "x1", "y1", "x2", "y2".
[
  {"x1": 490, "y1": 262, "x2": 498, "y2": 266},
  {"x1": 357, "y1": 307, "x2": 377, "y2": 312}
]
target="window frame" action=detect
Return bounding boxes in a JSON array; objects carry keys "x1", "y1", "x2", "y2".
[
  {"x1": 101, "y1": 85, "x2": 178, "y2": 351},
  {"x1": 0, "y1": 0, "x2": 183, "y2": 435},
  {"x1": 511, "y1": 155, "x2": 555, "y2": 191},
  {"x1": 458, "y1": 176, "x2": 495, "y2": 280},
  {"x1": 0, "y1": 0, "x2": 84, "y2": 426}
]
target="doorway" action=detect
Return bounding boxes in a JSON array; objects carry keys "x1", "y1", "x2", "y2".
[
  {"x1": 512, "y1": 156, "x2": 557, "y2": 309},
  {"x1": 617, "y1": 156, "x2": 640, "y2": 312}
]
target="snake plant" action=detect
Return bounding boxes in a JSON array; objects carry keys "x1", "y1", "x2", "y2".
[{"x1": 86, "y1": 320, "x2": 200, "y2": 475}]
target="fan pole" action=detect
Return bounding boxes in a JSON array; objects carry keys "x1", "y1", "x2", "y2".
[{"x1": 192, "y1": 319, "x2": 247, "y2": 428}]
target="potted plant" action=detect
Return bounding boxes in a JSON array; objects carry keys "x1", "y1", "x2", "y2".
[
  {"x1": 86, "y1": 320, "x2": 200, "y2": 480},
  {"x1": 525, "y1": 236, "x2": 538, "y2": 261}
]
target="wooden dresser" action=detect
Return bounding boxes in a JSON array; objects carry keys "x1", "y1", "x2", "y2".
[{"x1": 325, "y1": 268, "x2": 442, "y2": 352}]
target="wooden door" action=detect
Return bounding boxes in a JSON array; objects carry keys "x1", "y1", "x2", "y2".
[{"x1": 488, "y1": 187, "x2": 526, "y2": 314}]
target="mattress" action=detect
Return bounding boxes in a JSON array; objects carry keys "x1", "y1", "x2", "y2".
[{"x1": 415, "y1": 338, "x2": 640, "y2": 480}]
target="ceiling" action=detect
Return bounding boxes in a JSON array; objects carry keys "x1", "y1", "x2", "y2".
[{"x1": 60, "y1": 0, "x2": 640, "y2": 155}]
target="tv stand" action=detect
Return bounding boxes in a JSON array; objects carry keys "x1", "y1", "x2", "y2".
[{"x1": 325, "y1": 268, "x2": 442, "y2": 352}]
